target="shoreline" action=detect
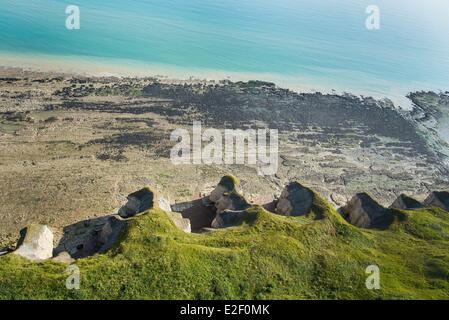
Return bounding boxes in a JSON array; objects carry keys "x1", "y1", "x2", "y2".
[{"x1": 0, "y1": 51, "x2": 436, "y2": 109}]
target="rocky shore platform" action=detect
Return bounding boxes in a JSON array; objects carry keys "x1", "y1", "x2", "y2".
[{"x1": 1, "y1": 67, "x2": 448, "y2": 249}]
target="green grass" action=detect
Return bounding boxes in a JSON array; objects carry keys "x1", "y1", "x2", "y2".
[{"x1": 0, "y1": 192, "x2": 448, "y2": 300}]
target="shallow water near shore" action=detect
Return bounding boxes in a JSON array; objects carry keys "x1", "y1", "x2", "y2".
[{"x1": 1, "y1": 0, "x2": 449, "y2": 107}]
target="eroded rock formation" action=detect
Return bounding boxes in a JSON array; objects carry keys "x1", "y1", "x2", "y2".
[
  {"x1": 13, "y1": 224, "x2": 54, "y2": 261},
  {"x1": 389, "y1": 194, "x2": 423, "y2": 210},
  {"x1": 167, "y1": 212, "x2": 192, "y2": 233},
  {"x1": 208, "y1": 176, "x2": 251, "y2": 228},
  {"x1": 117, "y1": 187, "x2": 191, "y2": 232},
  {"x1": 276, "y1": 182, "x2": 314, "y2": 216},
  {"x1": 158, "y1": 196, "x2": 173, "y2": 213},
  {"x1": 211, "y1": 210, "x2": 250, "y2": 228},
  {"x1": 54, "y1": 215, "x2": 126, "y2": 259},
  {"x1": 5, "y1": 176, "x2": 448, "y2": 262},
  {"x1": 424, "y1": 191, "x2": 449, "y2": 211},
  {"x1": 119, "y1": 187, "x2": 155, "y2": 218},
  {"x1": 341, "y1": 193, "x2": 394, "y2": 229},
  {"x1": 209, "y1": 176, "x2": 250, "y2": 212}
]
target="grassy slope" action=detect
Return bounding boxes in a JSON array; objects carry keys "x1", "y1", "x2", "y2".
[{"x1": 0, "y1": 193, "x2": 448, "y2": 300}]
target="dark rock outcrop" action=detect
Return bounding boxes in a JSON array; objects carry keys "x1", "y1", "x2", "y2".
[
  {"x1": 208, "y1": 176, "x2": 251, "y2": 228},
  {"x1": 341, "y1": 193, "x2": 394, "y2": 229},
  {"x1": 215, "y1": 192, "x2": 251, "y2": 214},
  {"x1": 98, "y1": 216, "x2": 127, "y2": 251},
  {"x1": 209, "y1": 176, "x2": 239, "y2": 204},
  {"x1": 54, "y1": 215, "x2": 126, "y2": 259},
  {"x1": 211, "y1": 210, "x2": 250, "y2": 228},
  {"x1": 118, "y1": 187, "x2": 191, "y2": 233},
  {"x1": 276, "y1": 182, "x2": 314, "y2": 216},
  {"x1": 172, "y1": 199, "x2": 216, "y2": 232},
  {"x1": 389, "y1": 194, "x2": 423, "y2": 210},
  {"x1": 209, "y1": 176, "x2": 251, "y2": 214},
  {"x1": 424, "y1": 191, "x2": 449, "y2": 211},
  {"x1": 119, "y1": 187, "x2": 155, "y2": 218}
]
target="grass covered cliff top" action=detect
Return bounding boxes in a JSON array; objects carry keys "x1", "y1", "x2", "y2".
[{"x1": 0, "y1": 192, "x2": 448, "y2": 300}]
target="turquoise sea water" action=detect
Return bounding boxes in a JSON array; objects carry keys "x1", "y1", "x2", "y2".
[{"x1": 1, "y1": 0, "x2": 449, "y2": 103}]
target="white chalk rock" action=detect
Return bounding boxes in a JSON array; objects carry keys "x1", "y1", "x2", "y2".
[
  {"x1": 14, "y1": 224, "x2": 54, "y2": 261},
  {"x1": 167, "y1": 212, "x2": 191, "y2": 233},
  {"x1": 158, "y1": 196, "x2": 173, "y2": 213}
]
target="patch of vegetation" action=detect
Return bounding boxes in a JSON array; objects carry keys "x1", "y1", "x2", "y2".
[
  {"x1": 0, "y1": 194, "x2": 448, "y2": 300},
  {"x1": 218, "y1": 174, "x2": 240, "y2": 189},
  {"x1": 0, "y1": 121, "x2": 24, "y2": 134},
  {"x1": 94, "y1": 86, "x2": 142, "y2": 97}
]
